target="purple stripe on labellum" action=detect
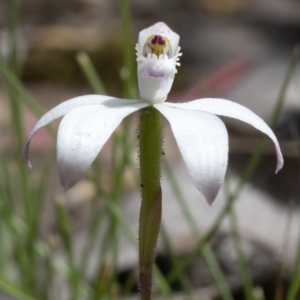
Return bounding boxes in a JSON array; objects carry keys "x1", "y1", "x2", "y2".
[{"x1": 149, "y1": 69, "x2": 165, "y2": 77}]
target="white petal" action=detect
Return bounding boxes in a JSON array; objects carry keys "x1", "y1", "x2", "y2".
[
  {"x1": 166, "y1": 99, "x2": 284, "y2": 173},
  {"x1": 22, "y1": 95, "x2": 142, "y2": 167},
  {"x1": 155, "y1": 104, "x2": 228, "y2": 205},
  {"x1": 57, "y1": 102, "x2": 148, "y2": 190},
  {"x1": 138, "y1": 22, "x2": 179, "y2": 57}
]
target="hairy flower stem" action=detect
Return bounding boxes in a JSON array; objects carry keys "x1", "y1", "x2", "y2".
[{"x1": 138, "y1": 106, "x2": 163, "y2": 300}]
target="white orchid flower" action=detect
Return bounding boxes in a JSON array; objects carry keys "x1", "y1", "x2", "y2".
[{"x1": 23, "y1": 22, "x2": 283, "y2": 205}]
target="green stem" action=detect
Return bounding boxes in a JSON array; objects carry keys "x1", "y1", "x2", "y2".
[
  {"x1": 8, "y1": 0, "x2": 20, "y2": 76},
  {"x1": 286, "y1": 218, "x2": 300, "y2": 300},
  {"x1": 7, "y1": 0, "x2": 29, "y2": 218},
  {"x1": 138, "y1": 106, "x2": 163, "y2": 300},
  {"x1": 103, "y1": 195, "x2": 172, "y2": 298},
  {"x1": 229, "y1": 207, "x2": 254, "y2": 300},
  {"x1": 55, "y1": 197, "x2": 80, "y2": 300},
  {"x1": 120, "y1": 0, "x2": 138, "y2": 99},
  {"x1": 7, "y1": 0, "x2": 36, "y2": 289}
]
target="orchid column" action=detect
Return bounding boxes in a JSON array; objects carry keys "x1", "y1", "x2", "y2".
[{"x1": 136, "y1": 23, "x2": 181, "y2": 300}]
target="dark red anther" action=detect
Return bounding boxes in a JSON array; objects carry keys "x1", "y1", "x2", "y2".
[
  {"x1": 151, "y1": 35, "x2": 166, "y2": 45},
  {"x1": 157, "y1": 36, "x2": 165, "y2": 45},
  {"x1": 151, "y1": 35, "x2": 158, "y2": 44}
]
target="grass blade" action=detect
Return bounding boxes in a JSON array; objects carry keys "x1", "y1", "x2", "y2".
[{"x1": 0, "y1": 274, "x2": 38, "y2": 300}]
